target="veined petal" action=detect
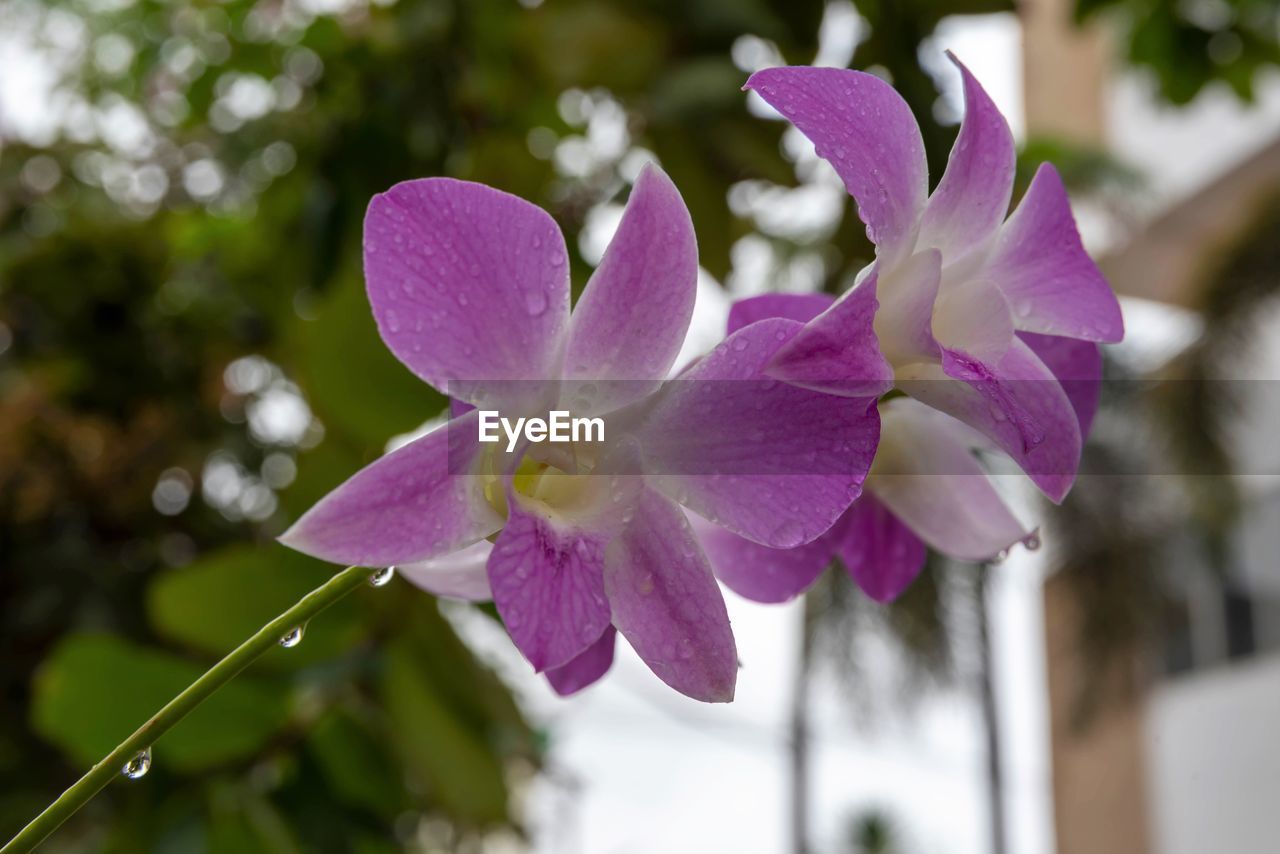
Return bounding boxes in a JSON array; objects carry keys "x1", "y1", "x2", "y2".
[
  {"x1": 603, "y1": 489, "x2": 736, "y2": 703},
  {"x1": 487, "y1": 493, "x2": 615, "y2": 673},
  {"x1": 917, "y1": 54, "x2": 1016, "y2": 263},
  {"x1": 562, "y1": 165, "x2": 697, "y2": 413},
  {"x1": 765, "y1": 274, "x2": 895, "y2": 398},
  {"x1": 1019, "y1": 331, "x2": 1102, "y2": 438},
  {"x1": 634, "y1": 318, "x2": 879, "y2": 548},
  {"x1": 745, "y1": 66, "x2": 928, "y2": 266},
  {"x1": 693, "y1": 513, "x2": 838, "y2": 604},
  {"x1": 836, "y1": 493, "x2": 927, "y2": 603},
  {"x1": 364, "y1": 178, "x2": 571, "y2": 408},
  {"x1": 986, "y1": 164, "x2": 1123, "y2": 343},
  {"x1": 870, "y1": 398, "x2": 1029, "y2": 561},
  {"x1": 727, "y1": 292, "x2": 834, "y2": 334},
  {"x1": 398, "y1": 540, "x2": 493, "y2": 601},
  {"x1": 898, "y1": 337, "x2": 1082, "y2": 502},
  {"x1": 545, "y1": 627, "x2": 617, "y2": 696},
  {"x1": 279, "y1": 410, "x2": 502, "y2": 566}
]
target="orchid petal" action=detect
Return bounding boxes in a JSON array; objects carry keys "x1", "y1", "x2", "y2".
[
  {"x1": 398, "y1": 540, "x2": 493, "y2": 601},
  {"x1": 765, "y1": 274, "x2": 895, "y2": 398},
  {"x1": 745, "y1": 66, "x2": 928, "y2": 266},
  {"x1": 870, "y1": 398, "x2": 1029, "y2": 560},
  {"x1": 931, "y1": 273, "x2": 1014, "y2": 365},
  {"x1": 694, "y1": 513, "x2": 838, "y2": 604},
  {"x1": 727, "y1": 292, "x2": 834, "y2": 334},
  {"x1": 603, "y1": 489, "x2": 737, "y2": 703},
  {"x1": 987, "y1": 164, "x2": 1123, "y2": 342},
  {"x1": 917, "y1": 54, "x2": 1016, "y2": 263},
  {"x1": 364, "y1": 178, "x2": 570, "y2": 408},
  {"x1": 1019, "y1": 331, "x2": 1102, "y2": 438},
  {"x1": 279, "y1": 410, "x2": 502, "y2": 566},
  {"x1": 487, "y1": 495, "x2": 614, "y2": 672},
  {"x1": 898, "y1": 338, "x2": 1081, "y2": 501},
  {"x1": 545, "y1": 627, "x2": 617, "y2": 696},
  {"x1": 874, "y1": 249, "x2": 943, "y2": 365},
  {"x1": 836, "y1": 493, "x2": 927, "y2": 603},
  {"x1": 634, "y1": 318, "x2": 879, "y2": 547},
  {"x1": 562, "y1": 165, "x2": 697, "y2": 413}
]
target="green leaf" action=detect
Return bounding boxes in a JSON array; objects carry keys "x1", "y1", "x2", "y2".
[
  {"x1": 295, "y1": 272, "x2": 445, "y2": 446},
  {"x1": 206, "y1": 782, "x2": 302, "y2": 854},
  {"x1": 307, "y1": 709, "x2": 407, "y2": 817},
  {"x1": 146, "y1": 545, "x2": 364, "y2": 668},
  {"x1": 32, "y1": 634, "x2": 291, "y2": 772},
  {"x1": 381, "y1": 638, "x2": 510, "y2": 826}
]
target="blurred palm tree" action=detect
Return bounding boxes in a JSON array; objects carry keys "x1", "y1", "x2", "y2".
[{"x1": 847, "y1": 807, "x2": 902, "y2": 854}]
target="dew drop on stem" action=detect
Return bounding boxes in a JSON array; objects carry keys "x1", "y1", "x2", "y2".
[
  {"x1": 369, "y1": 566, "x2": 396, "y2": 587},
  {"x1": 122, "y1": 748, "x2": 152, "y2": 780},
  {"x1": 279, "y1": 625, "x2": 305, "y2": 648}
]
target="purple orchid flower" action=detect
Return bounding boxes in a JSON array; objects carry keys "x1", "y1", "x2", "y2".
[
  {"x1": 280, "y1": 165, "x2": 880, "y2": 702},
  {"x1": 743, "y1": 54, "x2": 1123, "y2": 508},
  {"x1": 698, "y1": 294, "x2": 1102, "y2": 604}
]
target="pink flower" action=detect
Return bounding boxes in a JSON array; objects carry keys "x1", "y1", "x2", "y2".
[
  {"x1": 744, "y1": 54, "x2": 1122, "y2": 505},
  {"x1": 281, "y1": 166, "x2": 880, "y2": 701},
  {"x1": 699, "y1": 295, "x2": 1093, "y2": 603}
]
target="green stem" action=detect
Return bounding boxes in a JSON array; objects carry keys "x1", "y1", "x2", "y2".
[{"x1": 2, "y1": 564, "x2": 372, "y2": 854}]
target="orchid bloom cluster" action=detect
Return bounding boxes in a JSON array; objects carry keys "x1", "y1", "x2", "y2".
[
  {"x1": 282, "y1": 166, "x2": 880, "y2": 702},
  {"x1": 698, "y1": 55, "x2": 1123, "y2": 606},
  {"x1": 282, "y1": 56, "x2": 1122, "y2": 703}
]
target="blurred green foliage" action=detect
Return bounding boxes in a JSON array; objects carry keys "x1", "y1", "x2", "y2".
[
  {"x1": 0, "y1": 0, "x2": 849, "y2": 848},
  {"x1": 1076, "y1": 0, "x2": 1280, "y2": 103},
  {"x1": 34, "y1": 633, "x2": 293, "y2": 771},
  {"x1": 2, "y1": 0, "x2": 1279, "y2": 850}
]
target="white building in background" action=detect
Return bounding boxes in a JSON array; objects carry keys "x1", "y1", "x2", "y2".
[{"x1": 1025, "y1": 1, "x2": 1280, "y2": 852}]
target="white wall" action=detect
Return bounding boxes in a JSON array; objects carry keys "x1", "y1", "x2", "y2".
[{"x1": 1145, "y1": 654, "x2": 1280, "y2": 854}]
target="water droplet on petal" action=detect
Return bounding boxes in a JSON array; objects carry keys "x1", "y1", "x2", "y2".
[
  {"x1": 370, "y1": 566, "x2": 396, "y2": 587},
  {"x1": 122, "y1": 748, "x2": 152, "y2": 780},
  {"x1": 677, "y1": 638, "x2": 694, "y2": 660},
  {"x1": 280, "y1": 625, "x2": 305, "y2": 648},
  {"x1": 772, "y1": 520, "x2": 805, "y2": 548},
  {"x1": 1022, "y1": 531, "x2": 1041, "y2": 552},
  {"x1": 524, "y1": 291, "x2": 548, "y2": 316},
  {"x1": 990, "y1": 548, "x2": 1010, "y2": 565}
]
